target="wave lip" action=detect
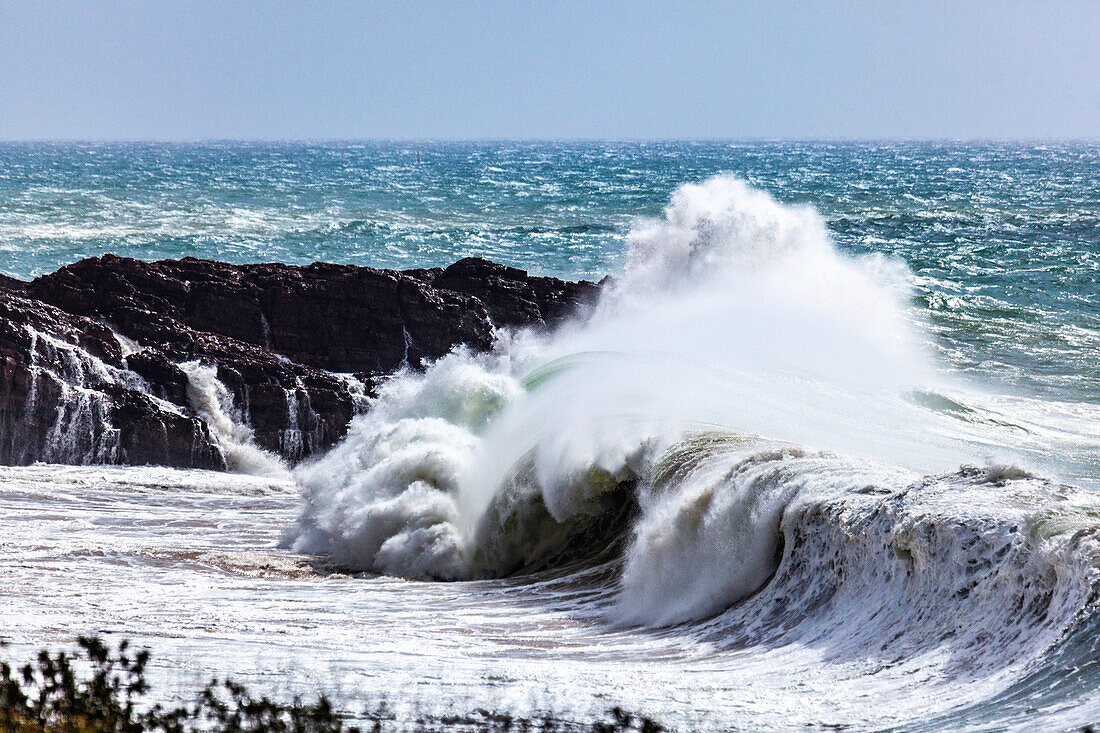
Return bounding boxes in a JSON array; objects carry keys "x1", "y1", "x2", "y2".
[{"x1": 613, "y1": 437, "x2": 906, "y2": 627}]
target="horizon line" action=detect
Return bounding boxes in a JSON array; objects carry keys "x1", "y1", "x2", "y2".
[{"x1": 1, "y1": 136, "x2": 1097, "y2": 146}]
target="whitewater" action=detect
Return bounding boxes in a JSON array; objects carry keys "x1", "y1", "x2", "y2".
[{"x1": 3, "y1": 143, "x2": 1100, "y2": 731}]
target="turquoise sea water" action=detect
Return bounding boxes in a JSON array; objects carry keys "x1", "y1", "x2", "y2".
[
  {"x1": 3, "y1": 142, "x2": 1100, "y2": 730},
  {"x1": 2, "y1": 141, "x2": 1097, "y2": 407}
]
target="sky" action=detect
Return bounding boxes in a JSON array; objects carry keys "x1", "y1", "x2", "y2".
[{"x1": 0, "y1": 1, "x2": 1097, "y2": 141}]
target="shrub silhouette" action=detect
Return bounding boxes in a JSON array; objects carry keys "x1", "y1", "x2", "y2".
[{"x1": 0, "y1": 637, "x2": 664, "y2": 732}]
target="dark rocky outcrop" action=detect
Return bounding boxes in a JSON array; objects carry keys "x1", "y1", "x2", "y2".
[
  {"x1": 0, "y1": 255, "x2": 597, "y2": 470},
  {"x1": 0, "y1": 289, "x2": 224, "y2": 468}
]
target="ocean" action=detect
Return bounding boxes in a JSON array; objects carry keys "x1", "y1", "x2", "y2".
[{"x1": 1, "y1": 141, "x2": 1099, "y2": 730}]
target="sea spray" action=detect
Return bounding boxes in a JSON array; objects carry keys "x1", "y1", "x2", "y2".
[{"x1": 286, "y1": 176, "x2": 997, "y2": 621}]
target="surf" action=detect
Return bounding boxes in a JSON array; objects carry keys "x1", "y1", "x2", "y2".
[{"x1": 283, "y1": 176, "x2": 1089, "y2": 624}]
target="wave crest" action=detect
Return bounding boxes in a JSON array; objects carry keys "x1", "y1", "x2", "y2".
[{"x1": 283, "y1": 177, "x2": 1096, "y2": 649}]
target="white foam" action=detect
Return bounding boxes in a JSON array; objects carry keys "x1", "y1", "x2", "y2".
[
  {"x1": 7, "y1": 461, "x2": 1100, "y2": 732},
  {"x1": 179, "y1": 361, "x2": 288, "y2": 478}
]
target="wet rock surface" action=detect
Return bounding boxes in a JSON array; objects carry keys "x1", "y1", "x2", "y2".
[{"x1": 0, "y1": 255, "x2": 597, "y2": 469}]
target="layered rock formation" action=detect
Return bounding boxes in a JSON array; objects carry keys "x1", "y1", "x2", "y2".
[{"x1": 0, "y1": 256, "x2": 598, "y2": 470}]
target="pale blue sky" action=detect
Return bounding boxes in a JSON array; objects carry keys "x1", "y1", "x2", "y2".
[{"x1": 1, "y1": 1, "x2": 1097, "y2": 140}]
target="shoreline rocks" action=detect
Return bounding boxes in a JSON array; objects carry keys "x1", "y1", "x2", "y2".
[{"x1": 0, "y1": 255, "x2": 598, "y2": 469}]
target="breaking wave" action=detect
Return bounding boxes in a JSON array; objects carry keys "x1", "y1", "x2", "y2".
[{"x1": 285, "y1": 176, "x2": 1100, "y2": 710}]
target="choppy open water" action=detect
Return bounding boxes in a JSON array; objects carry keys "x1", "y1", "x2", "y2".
[{"x1": 1, "y1": 142, "x2": 1099, "y2": 731}]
